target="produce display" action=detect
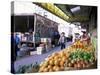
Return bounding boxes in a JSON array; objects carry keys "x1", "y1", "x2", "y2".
[
  {"x1": 16, "y1": 40, "x2": 96, "y2": 73},
  {"x1": 65, "y1": 49, "x2": 95, "y2": 70},
  {"x1": 39, "y1": 40, "x2": 96, "y2": 72},
  {"x1": 39, "y1": 51, "x2": 69, "y2": 72}
]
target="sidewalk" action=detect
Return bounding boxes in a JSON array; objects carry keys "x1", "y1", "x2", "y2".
[{"x1": 14, "y1": 42, "x2": 72, "y2": 71}]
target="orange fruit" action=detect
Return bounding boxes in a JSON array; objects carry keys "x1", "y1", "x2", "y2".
[
  {"x1": 60, "y1": 61, "x2": 64, "y2": 67},
  {"x1": 39, "y1": 66, "x2": 45, "y2": 72},
  {"x1": 43, "y1": 68, "x2": 49, "y2": 72},
  {"x1": 55, "y1": 66, "x2": 60, "y2": 71},
  {"x1": 47, "y1": 65, "x2": 52, "y2": 69},
  {"x1": 53, "y1": 66, "x2": 57, "y2": 71},
  {"x1": 53, "y1": 66, "x2": 60, "y2": 71},
  {"x1": 62, "y1": 56, "x2": 67, "y2": 62},
  {"x1": 49, "y1": 59, "x2": 54, "y2": 65},
  {"x1": 54, "y1": 56, "x2": 59, "y2": 60},
  {"x1": 43, "y1": 61, "x2": 49, "y2": 67},
  {"x1": 54, "y1": 60, "x2": 59, "y2": 66},
  {"x1": 60, "y1": 66, "x2": 64, "y2": 71},
  {"x1": 49, "y1": 68, "x2": 53, "y2": 72}
]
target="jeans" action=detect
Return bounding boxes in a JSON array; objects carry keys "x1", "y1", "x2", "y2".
[{"x1": 60, "y1": 43, "x2": 65, "y2": 49}]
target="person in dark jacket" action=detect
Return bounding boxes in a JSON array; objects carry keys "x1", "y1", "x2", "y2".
[{"x1": 11, "y1": 33, "x2": 20, "y2": 73}]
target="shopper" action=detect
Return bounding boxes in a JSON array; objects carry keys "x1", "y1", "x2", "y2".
[
  {"x1": 54, "y1": 31, "x2": 60, "y2": 46},
  {"x1": 59, "y1": 32, "x2": 66, "y2": 49},
  {"x1": 11, "y1": 32, "x2": 20, "y2": 73},
  {"x1": 28, "y1": 29, "x2": 35, "y2": 42},
  {"x1": 14, "y1": 33, "x2": 21, "y2": 59},
  {"x1": 80, "y1": 31, "x2": 91, "y2": 45}
]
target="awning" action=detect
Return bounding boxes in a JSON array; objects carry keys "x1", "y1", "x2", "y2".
[{"x1": 34, "y1": 3, "x2": 69, "y2": 22}]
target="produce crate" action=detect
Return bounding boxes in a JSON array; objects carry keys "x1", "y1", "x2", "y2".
[
  {"x1": 30, "y1": 51, "x2": 37, "y2": 55},
  {"x1": 37, "y1": 47, "x2": 45, "y2": 55}
]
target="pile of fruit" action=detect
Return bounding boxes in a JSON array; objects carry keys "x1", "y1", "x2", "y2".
[
  {"x1": 65, "y1": 49, "x2": 95, "y2": 70},
  {"x1": 71, "y1": 41, "x2": 85, "y2": 49},
  {"x1": 39, "y1": 40, "x2": 96, "y2": 72},
  {"x1": 70, "y1": 41, "x2": 95, "y2": 52},
  {"x1": 64, "y1": 41, "x2": 96, "y2": 70},
  {"x1": 39, "y1": 51, "x2": 69, "y2": 72}
]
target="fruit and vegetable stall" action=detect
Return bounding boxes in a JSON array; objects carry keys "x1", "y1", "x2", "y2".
[
  {"x1": 39, "y1": 40, "x2": 97, "y2": 72},
  {"x1": 16, "y1": 40, "x2": 97, "y2": 73}
]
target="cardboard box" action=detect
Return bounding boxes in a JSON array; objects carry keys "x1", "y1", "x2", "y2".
[
  {"x1": 41, "y1": 38, "x2": 48, "y2": 42},
  {"x1": 30, "y1": 51, "x2": 37, "y2": 55},
  {"x1": 37, "y1": 47, "x2": 44, "y2": 55}
]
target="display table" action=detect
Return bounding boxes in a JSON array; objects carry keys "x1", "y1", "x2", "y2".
[
  {"x1": 21, "y1": 41, "x2": 34, "y2": 46},
  {"x1": 18, "y1": 41, "x2": 35, "y2": 57}
]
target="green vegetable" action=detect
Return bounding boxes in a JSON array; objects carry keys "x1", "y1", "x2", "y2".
[{"x1": 69, "y1": 49, "x2": 94, "y2": 62}]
